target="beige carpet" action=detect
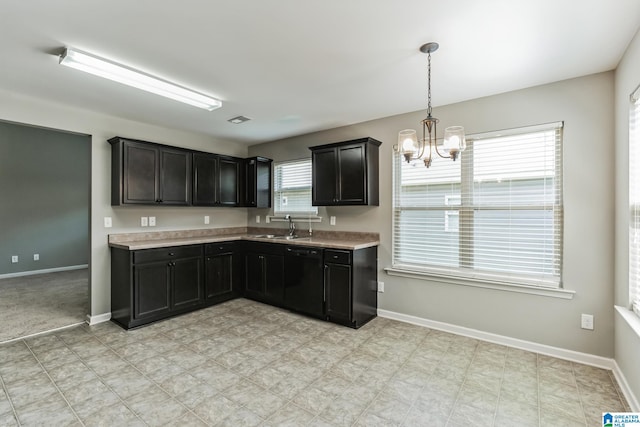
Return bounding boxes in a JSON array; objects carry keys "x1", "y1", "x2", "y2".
[{"x1": 0, "y1": 268, "x2": 88, "y2": 343}]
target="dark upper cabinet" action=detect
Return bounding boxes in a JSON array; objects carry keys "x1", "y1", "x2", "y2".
[
  {"x1": 109, "y1": 137, "x2": 192, "y2": 206},
  {"x1": 310, "y1": 137, "x2": 381, "y2": 206},
  {"x1": 193, "y1": 153, "x2": 242, "y2": 206},
  {"x1": 244, "y1": 157, "x2": 272, "y2": 208},
  {"x1": 110, "y1": 136, "x2": 271, "y2": 208}
]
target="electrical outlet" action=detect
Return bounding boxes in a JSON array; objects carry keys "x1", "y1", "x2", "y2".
[
  {"x1": 378, "y1": 281, "x2": 385, "y2": 292},
  {"x1": 11, "y1": 256, "x2": 18, "y2": 263},
  {"x1": 204, "y1": 215, "x2": 210, "y2": 225},
  {"x1": 266, "y1": 216, "x2": 270, "y2": 224},
  {"x1": 256, "y1": 215, "x2": 261, "y2": 224},
  {"x1": 33, "y1": 254, "x2": 39, "y2": 261},
  {"x1": 141, "y1": 217, "x2": 148, "y2": 227},
  {"x1": 581, "y1": 314, "x2": 594, "y2": 330},
  {"x1": 149, "y1": 216, "x2": 156, "y2": 226},
  {"x1": 330, "y1": 216, "x2": 336, "y2": 226},
  {"x1": 104, "y1": 217, "x2": 112, "y2": 228}
]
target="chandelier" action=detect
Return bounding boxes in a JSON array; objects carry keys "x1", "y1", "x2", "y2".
[{"x1": 395, "y1": 42, "x2": 466, "y2": 168}]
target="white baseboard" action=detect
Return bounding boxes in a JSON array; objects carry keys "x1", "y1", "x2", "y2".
[
  {"x1": 86, "y1": 312, "x2": 111, "y2": 326},
  {"x1": 0, "y1": 264, "x2": 88, "y2": 280},
  {"x1": 378, "y1": 308, "x2": 639, "y2": 410},
  {"x1": 612, "y1": 360, "x2": 640, "y2": 411},
  {"x1": 0, "y1": 322, "x2": 85, "y2": 345},
  {"x1": 378, "y1": 309, "x2": 614, "y2": 369}
]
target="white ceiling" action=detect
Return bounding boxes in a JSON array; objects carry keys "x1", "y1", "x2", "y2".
[{"x1": 1, "y1": 0, "x2": 639, "y2": 146}]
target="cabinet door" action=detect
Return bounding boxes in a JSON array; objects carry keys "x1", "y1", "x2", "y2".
[
  {"x1": 193, "y1": 153, "x2": 218, "y2": 205},
  {"x1": 123, "y1": 141, "x2": 158, "y2": 204},
  {"x1": 312, "y1": 148, "x2": 337, "y2": 205},
  {"x1": 337, "y1": 143, "x2": 367, "y2": 204},
  {"x1": 325, "y1": 263, "x2": 352, "y2": 323},
  {"x1": 205, "y1": 252, "x2": 233, "y2": 298},
  {"x1": 160, "y1": 148, "x2": 192, "y2": 205},
  {"x1": 218, "y1": 157, "x2": 241, "y2": 206},
  {"x1": 134, "y1": 262, "x2": 171, "y2": 320},
  {"x1": 172, "y1": 256, "x2": 203, "y2": 310},
  {"x1": 245, "y1": 252, "x2": 264, "y2": 295},
  {"x1": 264, "y1": 253, "x2": 284, "y2": 304},
  {"x1": 244, "y1": 157, "x2": 272, "y2": 208}
]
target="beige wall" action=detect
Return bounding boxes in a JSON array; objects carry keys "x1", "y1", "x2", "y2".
[
  {"x1": 249, "y1": 72, "x2": 616, "y2": 357},
  {"x1": 0, "y1": 89, "x2": 248, "y2": 318},
  {"x1": 614, "y1": 26, "x2": 640, "y2": 406}
]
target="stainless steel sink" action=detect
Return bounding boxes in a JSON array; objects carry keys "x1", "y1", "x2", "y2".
[
  {"x1": 250, "y1": 234, "x2": 310, "y2": 241},
  {"x1": 274, "y1": 235, "x2": 311, "y2": 241}
]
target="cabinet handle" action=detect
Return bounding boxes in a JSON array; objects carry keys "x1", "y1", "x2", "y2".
[
  {"x1": 333, "y1": 255, "x2": 338, "y2": 259},
  {"x1": 168, "y1": 252, "x2": 175, "y2": 256}
]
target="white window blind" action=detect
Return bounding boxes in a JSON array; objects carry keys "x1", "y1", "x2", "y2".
[
  {"x1": 629, "y1": 87, "x2": 640, "y2": 316},
  {"x1": 393, "y1": 122, "x2": 563, "y2": 288},
  {"x1": 274, "y1": 159, "x2": 318, "y2": 214}
]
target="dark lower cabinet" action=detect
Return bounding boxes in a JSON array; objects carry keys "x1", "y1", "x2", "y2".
[
  {"x1": 111, "y1": 245, "x2": 204, "y2": 329},
  {"x1": 244, "y1": 242, "x2": 284, "y2": 306},
  {"x1": 324, "y1": 247, "x2": 377, "y2": 328},
  {"x1": 204, "y1": 242, "x2": 241, "y2": 305},
  {"x1": 111, "y1": 240, "x2": 377, "y2": 330}
]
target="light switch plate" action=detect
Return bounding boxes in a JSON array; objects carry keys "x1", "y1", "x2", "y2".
[{"x1": 104, "y1": 217, "x2": 112, "y2": 228}]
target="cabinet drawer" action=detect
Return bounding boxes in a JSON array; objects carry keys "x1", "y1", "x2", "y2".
[
  {"x1": 133, "y1": 245, "x2": 203, "y2": 264},
  {"x1": 205, "y1": 242, "x2": 235, "y2": 255},
  {"x1": 324, "y1": 249, "x2": 351, "y2": 265}
]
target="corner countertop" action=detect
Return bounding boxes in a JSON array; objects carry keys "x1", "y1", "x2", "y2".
[{"x1": 108, "y1": 227, "x2": 379, "y2": 251}]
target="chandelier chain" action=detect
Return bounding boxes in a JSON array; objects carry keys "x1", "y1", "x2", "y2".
[{"x1": 427, "y1": 51, "x2": 432, "y2": 117}]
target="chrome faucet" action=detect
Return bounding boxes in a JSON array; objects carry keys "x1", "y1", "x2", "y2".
[{"x1": 285, "y1": 214, "x2": 296, "y2": 236}]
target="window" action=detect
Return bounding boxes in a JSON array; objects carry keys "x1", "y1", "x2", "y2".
[
  {"x1": 629, "y1": 86, "x2": 640, "y2": 316},
  {"x1": 393, "y1": 122, "x2": 563, "y2": 288},
  {"x1": 274, "y1": 158, "x2": 317, "y2": 214}
]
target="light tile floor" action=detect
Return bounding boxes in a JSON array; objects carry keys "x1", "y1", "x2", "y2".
[{"x1": 0, "y1": 298, "x2": 630, "y2": 426}]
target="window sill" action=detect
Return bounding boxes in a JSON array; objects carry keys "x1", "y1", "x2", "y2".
[
  {"x1": 384, "y1": 266, "x2": 575, "y2": 299},
  {"x1": 615, "y1": 305, "x2": 640, "y2": 338}
]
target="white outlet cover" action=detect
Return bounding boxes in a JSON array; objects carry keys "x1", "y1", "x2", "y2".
[
  {"x1": 330, "y1": 216, "x2": 336, "y2": 226},
  {"x1": 204, "y1": 215, "x2": 210, "y2": 224},
  {"x1": 141, "y1": 217, "x2": 148, "y2": 227},
  {"x1": 33, "y1": 254, "x2": 39, "y2": 261},
  {"x1": 11, "y1": 256, "x2": 18, "y2": 263},
  {"x1": 104, "y1": 217, "x2": 112, "y2": 228},
  {"x1": 149, "y1": 216, "x2": 156, "y2": 226},
  {"x1": 256, "y1": 215, "x2": 261, "y2": 223}
]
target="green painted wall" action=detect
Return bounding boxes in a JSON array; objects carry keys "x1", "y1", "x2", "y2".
[{"x1": 0, "y1": 121, "x2": 90, "y2": 275}]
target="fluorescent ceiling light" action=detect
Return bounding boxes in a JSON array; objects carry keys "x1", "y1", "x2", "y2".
[{"x1": 59, "y1": 47, "x2": 222, "y2": 111}]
